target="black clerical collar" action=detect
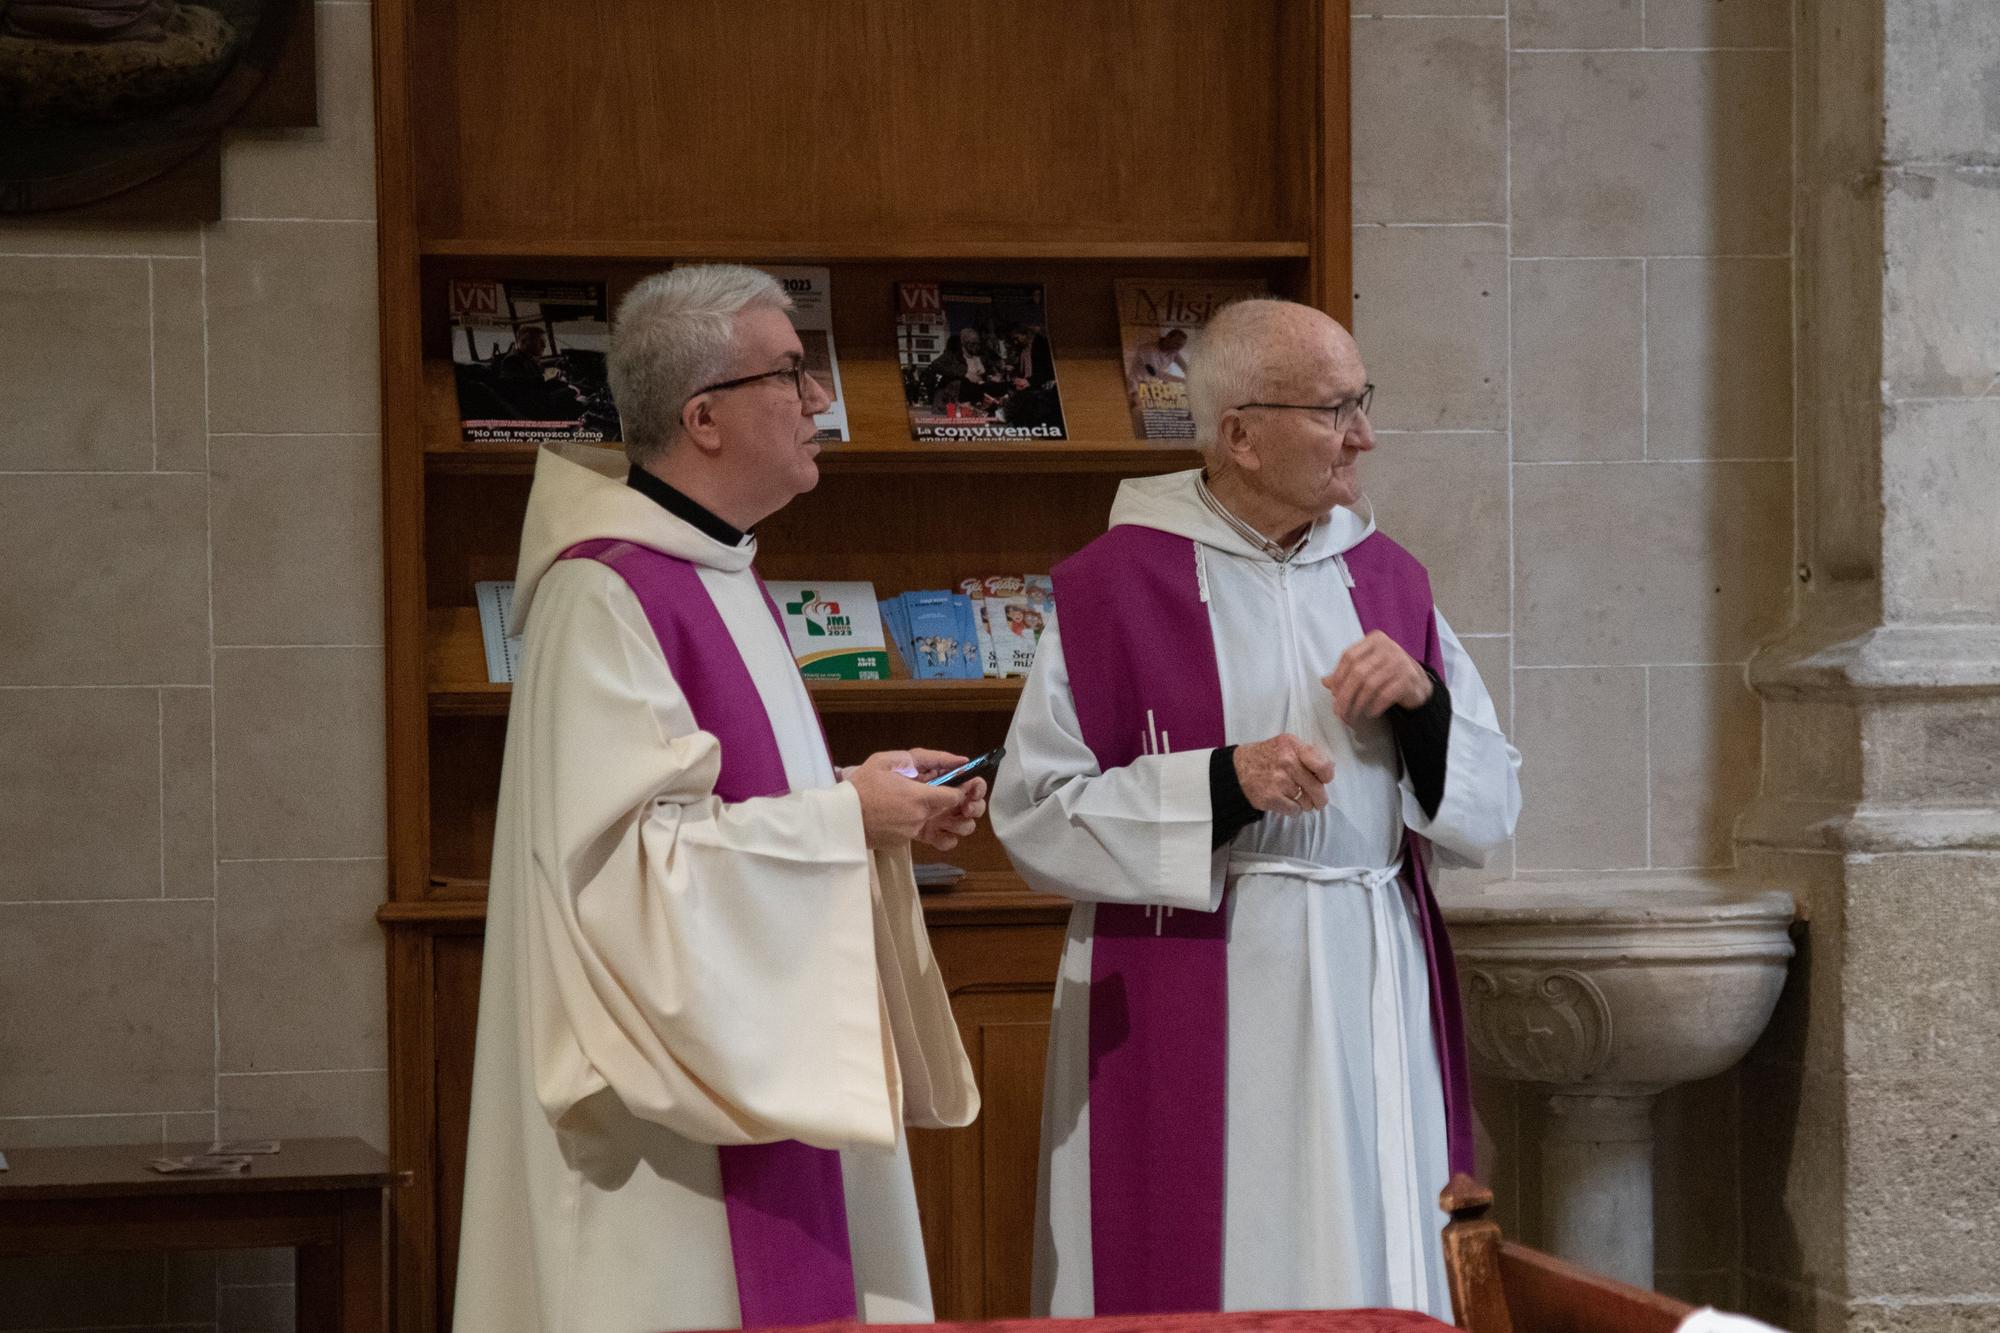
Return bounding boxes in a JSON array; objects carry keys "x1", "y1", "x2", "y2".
[{"x1": 626, "y1": 465, "x2": 748, "y2": 547}]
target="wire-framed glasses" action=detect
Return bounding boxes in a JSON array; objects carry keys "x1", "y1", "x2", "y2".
[{"x1": 1232, "y1": 382, "x2": 1375, "y2": 432}]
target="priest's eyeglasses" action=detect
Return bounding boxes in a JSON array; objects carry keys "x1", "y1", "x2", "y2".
[
  {"x1": 688, "y1": 361, "x2": 812, "y2": 404},
  {"x1": 1233, "y1": 383, "x2": 1375, "y2": 433}
]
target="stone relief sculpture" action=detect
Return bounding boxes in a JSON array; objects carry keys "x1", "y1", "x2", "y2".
[{"x1": 1466, "y1": 967, "x2": 1614, "y2": 1085}]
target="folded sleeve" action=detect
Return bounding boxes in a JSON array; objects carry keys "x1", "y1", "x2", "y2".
[
  {"x1": 990, "y1": 613, "x2": 1225, "y2": 910},
  {"x1": 1398, "y1": 611, "x2": 1522, "y2": 866},
  {"x1": 507, "y1": 560, "x2": 896, "y2": 1151}
]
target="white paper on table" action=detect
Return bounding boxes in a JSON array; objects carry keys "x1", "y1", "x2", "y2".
[{"x1": 1677, "y1": 1309, "x2": 1785, "y2": 1333}]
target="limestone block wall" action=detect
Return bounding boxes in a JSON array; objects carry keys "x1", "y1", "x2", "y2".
[
  {"x1": 1349, "y1": 0, "x2": 1795, "y2": 1307},
  {"x1": 1735, "y1": 2, "x2": 2000, "y2": 1329},
  {"x1": 0, "y1": 4, "x2": 383, "y2": 1328},
  {"x1": 0, "y1": 3, "x2": 1804, "y2": 1326}
]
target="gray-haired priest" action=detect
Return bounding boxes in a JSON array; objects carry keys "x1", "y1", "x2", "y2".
[
  {"x1": 992, "y1": 297, "x2": 1521, "y2": 1320},
  {"x1": 454, "y1": 264, "x2": 983, "y2": 1332}
]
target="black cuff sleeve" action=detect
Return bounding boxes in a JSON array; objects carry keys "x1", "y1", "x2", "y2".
[
  {"x1": 1389, "y1": 667, "x2": 1453, "y2": 822},
  {"x1": 1209, "y1": 745, "x2": 1264, "y2": 850}
]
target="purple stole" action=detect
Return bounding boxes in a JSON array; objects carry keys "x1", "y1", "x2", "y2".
[
  {"x1": 559, "y1": 538, "x2": 858, "y2": 1329},
  {"x1": 1049, "y1": 524, "x2": 1475, "y2": 1316}
]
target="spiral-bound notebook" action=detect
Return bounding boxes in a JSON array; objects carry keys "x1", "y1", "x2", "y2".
[{"x1": 475, "y1": 581, "x2": 524, "y2": 683}]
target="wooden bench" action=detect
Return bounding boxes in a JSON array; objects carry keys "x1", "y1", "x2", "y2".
[
  {"x1": 0, "y1": 1136, "x2": 403, "y2": 1333},
  {"x1": 1441, "y1": 1175, "x2": 1697, "y2": 1333}
]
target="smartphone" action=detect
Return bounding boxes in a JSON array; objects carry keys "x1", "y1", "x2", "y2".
[{"x1": 925, "y1": 746, "x2": 1004, "y2": 788}]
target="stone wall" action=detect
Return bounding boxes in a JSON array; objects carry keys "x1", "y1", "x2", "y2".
[
  {"x1": 0, "y1": 1, "x2": 1827, "y2": 1326},
  {"x1": 1349, "y1": 0, "x2": 1795, "y2": 1307},
  {"x1": 0, "y1": 4, "x2": 382, "y2": 1328},
  {"x1": 1736, "y1": 2, "x2": 2000, "y2": 1329}
]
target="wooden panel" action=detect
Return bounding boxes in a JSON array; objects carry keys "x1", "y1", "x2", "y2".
[
  {"x1": 431, "y1": 933, "x2": 485, "y2": 1332},
  {"x1": 758, "y1": 469, "x2": 1124, "y2": 597},
  {"x1": 427, "y1": 717, "x2": 505, "y2": 885},
  {"x1": 380, "y1": 0, "x2": 435, "y2": 912},
  {"x1": 412, "y1": 917, "x2": 1061, "y2": 1329},
  {"x1": 427, "y1": 239, "x2": 1311, "y2": 262},
  {"x1": 1311, "y1": 0, "x2": 1356, "y2": 326},
  {"x1": 978, "y1": 1019, "x2": 1056, "y2": 1317},
  {"x1": 420, "y1": 448, "x2": 1125, "y2": 628},
  {"x1": 1496, "y1": 1242, "x2": 1693, "y2": 1333},
  {"x1": 377, "y1": 0, "x2": 1350, "y2": 1324},
  {"x1": 421, "y1": 0, "x2": 1307, "y2": 248},
  {"x1": 378, "y1": 877, "x2": 1070, "y2": 928},
  {"x1": 385, "y1": 924, "x2": 438, "y2": 1333},
  {"x1": 424, "y1": 473, "x2": 530, "y2": 613},
  {"x1": 912, "y1": 922, "x2": 1068, "y2": 1320}
]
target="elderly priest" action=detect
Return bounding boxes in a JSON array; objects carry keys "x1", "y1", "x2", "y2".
[
  {"x1": 993, "y1": 298, "x2": 1521, "y2": 1320},
  {"x1": 455, "y1": 265, "x2": 983, "y2": 1332}
]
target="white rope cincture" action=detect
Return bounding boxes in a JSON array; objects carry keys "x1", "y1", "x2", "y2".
[{"x1": 1223, "y1": 855, "x2": 1429, "y2": 1306}]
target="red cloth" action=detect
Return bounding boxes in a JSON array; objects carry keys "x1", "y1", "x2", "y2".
[{"x1": 719, "y1": 1312, "x2": 1453, "y2": 1332}]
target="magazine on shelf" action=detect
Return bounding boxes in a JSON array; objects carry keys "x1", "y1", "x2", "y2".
[
  {"x1": 765, "y1": 581, "x2": 890, "y2": 681},
  {"x1": 448, "y1": 279, "x2": 621, "y2": 443},
  {"x1": 895, "y1": 281, "x2": 1067, "y2": 442},
  {"x1": 879, "y1": 594, "x2": 914, "y2": 677},
  {"x1": 952, "y1": 594, "x2": 985, "y2": 678},
  {"x1": 980, "y1": 574, "x2": 1054, "y2": 677},
  {"x1": 1113, "y1": 277, "x2": 1268, "y2": 439},
  {"x1": 878, "y1": 590, "x2": 982, "y2": 680},
  {"x1": 763, "y1": 266, "x2": 850, "y2": 443},
  {"x1": 473, "y1": 581, "x2": 523, "y2": 684},
  {"x1": 908, "y1": 591, "x2": 981, "y2": 680},
  {"x1": 958, "y1": 576, "x2": 997, "y2": 676}
]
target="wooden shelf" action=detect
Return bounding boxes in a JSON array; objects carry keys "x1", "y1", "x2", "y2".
[
  {"x1": 428, "y1": 607, "x2": 1026, "y2": 716},
  {"x1": 421, "y1": 237, "x2": 1310, "y2": 262},
  {"x1": 427, "y1": 438, "x2": 1199, "y2": 477},
  {"x1": 381, "y1": 3, "x2": 1349, "y2": 1324},
  {"x1": 421, "y1": 359, "x2": 1202, "y2": 476},
  {"x1": 382, "y1": 870, "x2": 1071, "y2": 927},
  {"x1": 804, "y1": 678, "x2": 1027, "y2": 713}
]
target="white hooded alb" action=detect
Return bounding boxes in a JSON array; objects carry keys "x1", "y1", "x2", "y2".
[
  {"x1": 993, "y1": 469, "x2": 1521, "y2": 1319},
  {"x1": 454, "y1": 446, "x2": 977, "y2": 1333}
]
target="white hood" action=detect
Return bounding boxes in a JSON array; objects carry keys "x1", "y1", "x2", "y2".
[
  {"x1": 510, "y1": 444, "x2": 756, "y2": 630},
  {"x1": 1105, "y1": 468, "x2": 1376, "y2": 564}
]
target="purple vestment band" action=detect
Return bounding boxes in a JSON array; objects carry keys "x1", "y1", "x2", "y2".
[
  {"x1": 560, "y1": 538, "x2": 858, "y2": 1329},
  {"x1": 1050, "y1": 524, "x2": 1474, "y2": 1316}
]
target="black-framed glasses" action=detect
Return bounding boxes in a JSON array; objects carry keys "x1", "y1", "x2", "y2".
[
  {"x1": 1232, "y1": 382, "x2": 1375, "y2": 432},
  {"x1": 687, "y1": 362, "x2": 813, "y2": 405}
]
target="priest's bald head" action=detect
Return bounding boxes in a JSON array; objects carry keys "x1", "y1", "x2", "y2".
[
  {"x1": 1185, "y1": 298, "x2": 1377, "y2": 527},
  {"x1": 608, "y1": 264, "x2": 834, "y2": 529}
]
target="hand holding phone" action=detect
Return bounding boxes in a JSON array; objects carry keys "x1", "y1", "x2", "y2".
[
  {"x1": 925, "y1": 746, "x2": 1004, "y2": 788},
  {"x1": 916, "y1": 747, "x2": 997, "y2": 852}
]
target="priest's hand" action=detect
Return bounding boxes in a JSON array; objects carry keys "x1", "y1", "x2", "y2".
[
  {"x1": 848, "y1": 750, "x2": 975, "y2": 849},
  {"x1": 1322, "y1": 631, "x2": 1434, "y2": 726},
  {"x1": 917, "y1": 777, "x2": 987, "y2": 853},
  {"x1": 1233, "y1": 733, "x2": 1335, "y2": 816}
]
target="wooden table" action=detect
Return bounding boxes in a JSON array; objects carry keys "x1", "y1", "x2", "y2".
[{"x1": 0, "y1": 1136, "x2": 403, "y2": 1333}]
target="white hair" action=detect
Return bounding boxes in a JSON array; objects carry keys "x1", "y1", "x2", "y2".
[
  {"x1": 1185, "y1": 296, "x2": 1312, "y2": 462},
  {"x1": 608, "y1": 264, "x2": 793, "y2": 467}
]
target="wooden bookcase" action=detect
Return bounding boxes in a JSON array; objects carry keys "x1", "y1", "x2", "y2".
[{"x1": 371, "y1": 4, "x2": 1350, "y2": 1328}]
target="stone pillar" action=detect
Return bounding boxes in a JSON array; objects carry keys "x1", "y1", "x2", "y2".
[
  {"x1": 1542, "y1": 1093, "x2": 1657, "y2": 1287},
  {"x1": 1737, "y1": 3, "x2": 2000, "y2": 1328}
]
